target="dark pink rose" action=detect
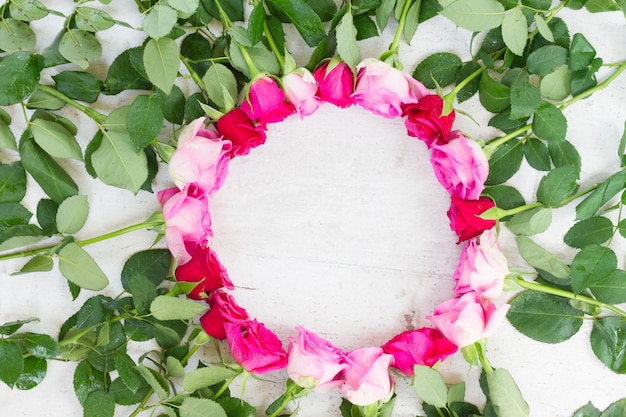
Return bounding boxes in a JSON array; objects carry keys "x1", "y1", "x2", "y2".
[
  {"x1": 427, "y1": 292, "x2": 510, "y2": 348},
  {"x1": 382, "y1": 328, "x2": 458, "y2": 376},
  {"x1": 225, "y1": 319, "x2": 288, "y2": 374},
  {"x1": 454, "y1": 230, "x2": 508, "y2": 300},
  {"x1": 282, "y1": 69, "x2": 321, "y2": 118},
  {"x1": 447, "y1": 195, "x2": 496, "y2": 243},
  {"x1": 314, "y1": 60, "x2": 354, "y2": 108},
  {"x1": 216, "y1": 108, "x2": 267, "y2": 157},
  {"x1": 175, "y1": 244, "x2": 233, "y2": 300},
  {"x1": 239, "y1": 76, "x2": 295, "y2": 126},
  {"x1": 340, "y1": 347, "x2": 394, "y2": 406},
  {"x1": 402, "y1": 95, "x2": 456, "y2": 148},
  {"x1": 287, "y1": 326, "x2": 347, "y2": 392},
  {"x1": 430, "y1": 131, "x2": 489, "y2": 200},
  {"x1": 352, "y1": 58, "x2": 428, "y2": 118},
  {"x1": 200, "y1": 291, "x2": 249, "y2": 340},
  {"x1": 157, "y1": 185, "x2": 212, "y2": 264}
]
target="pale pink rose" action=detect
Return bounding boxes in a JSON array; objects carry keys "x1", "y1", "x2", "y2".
[
  {"x1": 282, "y1": 69, "x2": 321, "y2": 118},
  {"x1": 314, "y1": 60, "x2": 354, "y2": 108},
  {"x1": 240, "y1": 76, "x2": 295, "y2": 126},
  {"x1": 340, "y1": 347, "x2": 394, "y2": 406},
  {"x1": 427, "y1": 292, "x2": 510, "y2": 348},
  {"x1": 157, "y1": 185, "x2": 212, "y2": 264},
  {"x1": 430, "y1": 131, "x2": 489, "y2": 200},
  {"x1": 454, "y1": 230, "x2": 508, "y2": 299},
  {"x1": 168, "y1": 117, "x2": 231, "y2": 195},
  {"x1": 382, "y1": 328, "x2": 457, "y2": 376},
  {"x1": 225, "y1": 319, "x2": 288, "y2": 374},
  {"x1": 287, "y1": 326, "x2": 347, "y2": 392},
  {"x1": 352, "y1": 58, "x2": 428, "y2": 118}
]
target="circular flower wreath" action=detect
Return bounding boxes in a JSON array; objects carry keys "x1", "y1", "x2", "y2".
[{"x1": 157, "y1": 57, "x2": 511, "y2": 408}]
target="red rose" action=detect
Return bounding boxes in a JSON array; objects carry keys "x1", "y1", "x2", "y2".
[
  {"x1": 314, "y1": 60, "x2": 354, "y2": 108},
  {"x1": 382, "y1": 327, "x2": 457, "y2": 376},
  {"x1": 175, "y1": 244, "x2": 233, "y2": 300},
  {"x1": 199, "y1": 291, "x2": 249, "y2": 340},
  {"x1": 447, "y1": 196, "x2": 496, "y2": 243},
  {"x1": 216, "y1": 108, "x2": 267, "y2": 157},
  {"x1": 225, "y1": 319, "x2": 288, "y2": 373},
  {"x1": 402, "y1": 95, "x2": 455, "y2": 148}
]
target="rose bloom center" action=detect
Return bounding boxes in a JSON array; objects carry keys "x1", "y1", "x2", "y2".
[{"x1": 209, "y1": 105, "x2": 459, "y2": 349}]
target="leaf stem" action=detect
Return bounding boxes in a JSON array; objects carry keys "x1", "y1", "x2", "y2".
[
  {"x1": 37, "y1": 84, "x2": 107, "y2": 123},
  {"x1": 211, "y1": 374, "x2": 239, "y2": 400},
  {"x1": 263, "y1": 20, "x2": 285, "y2": 71},
  {"x1": 560, "y1": 61, "x2": 626, "y2": 110},
  {"x1": 386, "y1": 0, "x2": 414, "y2": 58}
]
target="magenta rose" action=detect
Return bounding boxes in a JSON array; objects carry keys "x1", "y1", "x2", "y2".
[
  {"x1": 175, "y1": 244, "x2": 234, "y2": 300},
  {"x1": 282, "y1": 69, "x2": 322, "y2": 118},
  {"x1": 216, "y1": 108, "x2": 267, "y2": 157},
  {"x1": 225, "y1": 319, "x2": 288, "y2": 374},
  {"x1": 340, "y1": 347, "x2": 394, "y2": 406},
  {"x1": 287, "y1": 326, "x2": 347, "y2": 392},
  {"x1": 427, "y1": 292, "x2": 510, "y2": 348},
  {"x1": 352, "y1": 58, "x2": 428, "y2": 118},
  {"x1": 448, "y1": 195, "x2": 496, "y2": 243},
  {"x1": 200, "y1": 291, "x2": 249, "y2": 340},
  {"x1": 382, "y1": 328, "x2": 458, "y2": 376},
  {"x1": 430, "y1": 132, "x2": 489, "y2": 200},
  {"x1": 239, "y1": 76, "x2": 295, "y2": 126},
  {"x1": 168, "y1": 117, "x2": 231, "y2": 195},
  {"x1": 314, "y1": 60, "x2": 354, "y2": 108},
  {"x1": 402, "y1": 95, "x2": 456, "y2": 148},
  {"x1": 454, "y1": 230, "x2": 508, "y2": 300},
  {"x1": 157, "y1": 185, "x2": 212, "y2": 265}
]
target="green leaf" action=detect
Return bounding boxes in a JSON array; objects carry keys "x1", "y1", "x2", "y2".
[
  {"x1": 506, "y1": 207, "x2": 552, "y2": 235},
  {"x1": 0, "y1": 202, "x2": 31, "y2": 232},
  {"x1": 376, "y1": 0, "x2": 396, "y2": 29},
  {"x1": 150, "y1": 296, "x2": 208, "y2": 321},
  {"x1": 126, "y1": 93, "x2": 164, "y2": 151},
  {"x1": 0, "y1": 52, "x2": 43, "y2": 105},
  {"x1": 247, "y1": 3, "x2": 266, "y2": 45},
  {"x1": 0, "y1": 340, "x2": 24, "y2": 388},
  {"x1": 591, "y1": 317, "x2": 626, "y2": 374},
  {"x1": 142, "y1": 4, "x2": 178, "y2": 39},
  {"x1": 84, "y1": 390, "x2": 115, "y2": 417},
  {"x1": 534, "y1": 14, "x2": 553, "y2": 42},
  {"x1": 527, "y1": 45, "x2": 568, "y2": 75},
  {"x1": 536, "y1": 165, "x2": 578, "y2": 207},
  {"x1": 180, "y1": 398, "x2": 228, "y2": 417},
  {"x1": 58, "y1": 29, "x2": 102, "y2": 70},
  {"x1": 412, "y1": 365, "x2": 447, "y2": 408},
  {"x1": 56, "y1": 195, "x2": 89, "y2": 234},
  {"x1": 440, "y1": 0, "x2": 505, "y2": 31},
  {"x1": 570, "y1": 244, "x2": 617, "y2": 293},
  {"x1": 52, "y1": 71, "x2": 102, "y2": 103},
  {"x1": 523, "y1": 138, "x2": 551, "y2": 171},
  {"x1": 9, "y1": 0, "x2": 49, "y2": 22},
  {"x1": 501, "y1": 8, "x2": 527, "y2": 56},
  {"x1": 128, "y1": 273, "x2": 158, "y2": 314},
  {"x1": 16, "y1": 255, "x2": 54, "y2": 274},
  {"x1": 15, "y1": 356, "x2": 46, "y2": 390},
  {"x1": 548, "y1": 140, "x2": 581, "y2": 176},
  {"x1": 540, "y1": 65, "x2": 572, "y2": 101},
  {"x1": 0, "y1": 162, "x2": 27, "y2": 203},
  {"x1": 619, "y1": 120, "x2": 626, "y2": 166},
  {"x1": 486, "y1": 140, "x2": 524, "y2": 185},
  {"x1": 510, "y1": 78, "x2": 541, "y2": 119},
  {"x1": 336, "y1": 12, "x2": 360, "y2": 69},
  {"x1": 58, "y1": 242, "x2": 109, "y2": 290},
  {"x1": 600, "y1": 399, "x2": 626, "y2": 417},
  {"x1": 75, "y1": 296, "x2": 107, "y2": 331},
  {"x1": 532, "y1": 102, "x2": 567, "y2": 142},
  {"x1": 0, "y1": 224, "x2": 46, "y2": 252},
  {"x1": 455, "y1": 61, "x2": 481, "y2": 103},
  {"x1": 0, "y1": 319, "x2": 37, "y2": 336},
  {"x1": 569, "y1": 33, "x2": 596, "y2": 71},
  {"x1": 479, "y1": 71, "x2": 511, "y2": 113},
  {"x1": 570, "y1": 59, "x2": 600, "y2": 96},
  {"x1": 73, "y1": 360, "x2": 110, "y2": 406},
  {"x1": 267, "y1": 0, "x2": 325, "y2": 47},
  {"x1": 143, "y1": 37, "x2": 180, "y2": 95},
  {"x1": 515, "y1": 235, "x2": 570, "y2": 284},
  {"x1": 19, "y1": 134, "x2": 79, "y2": 204},
  {"x1": 182, "y1": 366, "x2": 238, "y2": 392},
  {"x1": 0, "y1": 19, "x2": 36, "y2": 52},
  {"x1": 564, "y1": 216, "x2": 614, "y2": 249},
  {"x1": 575, "y1": 170, "x2": 626, "y2": 220},
  {"x1": 402, "y1": 0, "x2": 421, "y2": 44},
  {"x1": 217, "y1": 397, "x2": 256, "y2": 417},
  {"x1": 0, "y1": 119, "x2": 17, "y2": 151},
  {"x1": 121, "y1": 249, "x2": 171, "y2": 290},
  {"x1": 135, "y1": 364, "x2": 169, "y2": 400},
  {"x1": 75, "y1": 7, "x2": 115, "y2": 32},
  {"x1": 26, "y1": 88, "x2": 65, "y2": 110},
  {"x1": 413, "y1": 52, "x2": 461, "y2": 89},
  {"x1": 104, "y1": 47, "x2": 153, "y2": 95},
  {"x1": 590, "y1": 269, "x2": 626, "y2": 305},
  {"x1": 24, "y1": 333, "x2": 60, "y2": 359},
  {"x1": 29, "y1": 119, "x2": 83, "y2": 161},
  {"x1": 486, "y1": 368, "x2": 530, "y2": 417},
  {"x1": 571, "y1": 402, "x2": 601, "y2": 417},
  {"x1": 203, "y1": 63, "x2": 238, "y2": 111}
]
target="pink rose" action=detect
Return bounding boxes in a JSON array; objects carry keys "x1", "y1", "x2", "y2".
[
  {"x1": 454, "y1": 230, "x2": 508, "y2": 300},
  {"x1": 239, "y1": 76, "x2": 295, "y2": 126},
  {"x1": 157, "y1": 185, "x2": 212, "y2": 264},
  {"x1": 287, "y1": 326, "x2": 347, "y2": 392},
  {"x1": 225, "y1": 319, "x2": 288, "y2": 374},
  {"x1": 200, "y1": 290, "x2": 249, "y2": 340},
  {"x1": 447, "y1": 196, "x2": 496, "y2": 243},
  {"x1": 168, "y1": 117, "x2": 231, "y2": 195},
  {"x1": 352, "y1": 58, "x2": 428, "y2": 118},
  {"x1": 216, "y1": 108, "x2": 267, "y2": 157},
  {"x1": 314, "y1": 60, "x2": 354, "y2": 108},
  {"x1": 282, "y1": 69, "x2": 322, "y2": 118},
  {"x1": 430, "y1": 132, "x2": 489, "y2": 200},
  {"x1": 402, "y1": 95, "x2": 455, "y2": 148},
  {"x1": 382, "y1": 328, "x2": 457, "y2": 376},
  {"x1": 175, "y1": 244, "x2": 234, "y2": 300},
  {"x1": 427, "y1": 292, "x2": 510, "y2": 348},
  {"x1": 340, "y1": 347, "x2": 394, "y2": 406}
]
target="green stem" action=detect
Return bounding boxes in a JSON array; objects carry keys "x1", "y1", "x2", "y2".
[
  {"x1": 181, "y1": 57, "x2": 207, "y2": 91},
  {"x1": 211, "y1": 374, "x2": 239, "y2": 400},
  {"x1": 560, "y1": 61, "x2": 626, "y2": 110},
  {"x1": 485, "y1": 124, "x2": 531, "y2": 148},
  {"x1": 263, "y1": 20, "x2": 285, "y2": 71},
  {"x1": 238, "y1": 43, "x2": 261, "y2": 79},
  {"x1": 510, "y1": 276, "x2": 626, "y2": 318},
  {"x1": 386, "y1": 0, "x2": 414, "y2": 57},
  {"x1": 476, "y1": 344, "x2": 493, "y2": 374},
  {"x1": 446, "y1": 65, "x2": 485, "y2": 101},
  {"x1": 37, "y1": 84, "x2": 107, "y2": 123}
]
